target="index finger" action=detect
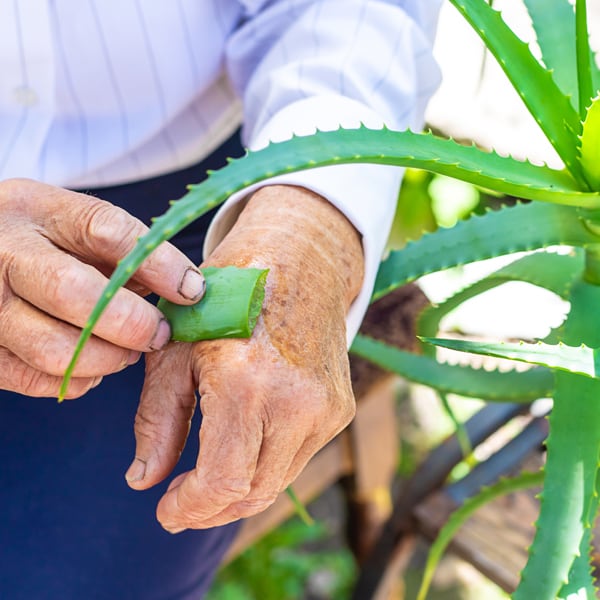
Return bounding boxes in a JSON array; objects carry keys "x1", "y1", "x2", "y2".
[
  {"x1": 8, "y1": 238, "x2": 172, "y2": 351},
  {"x1": 36, "y1": 183, "x2": 206, "y2": 304},
  {"x1": 156, "y1": 390, "x2": 264, "y2": 531}
]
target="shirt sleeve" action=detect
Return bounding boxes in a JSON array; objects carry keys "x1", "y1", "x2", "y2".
[{"x1": 204, "y1": 0, "x2": 443, "y2": 345}]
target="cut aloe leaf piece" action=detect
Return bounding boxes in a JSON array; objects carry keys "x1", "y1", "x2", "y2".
[{"x1": 157, "y1": 266, "x2": 268, "y2": 342}]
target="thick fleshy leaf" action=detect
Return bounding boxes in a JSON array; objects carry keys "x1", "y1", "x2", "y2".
[
  {"x1": 556, "y1": 527, "x2": 598, "y2": 600},
  {"x1": 421, "y1": 338, "x2": 600, "y2": 379},
  {"x1": 575, "y1": 0, "x2": 594, "y2": 118},
  {"x1": 59, "y1": 127, "x2": 600, "y2": 398},
  {"x1": 523, "y1": 0, "x2": 579, "y2": 110},
  {"x1": 374, "y1": 202, "x2": 599, "y2": 301},
  {"x1": 513, "y1": 373, "x2": 600, "y2": 599},
  {"x1": 580, "y1": 96, "x2": 600, "y2": 190},
  {"x1": 350, "y1": 335, "x2": 553, "y2": 402},
  {"x1": 449, "y1": 0, "x2": 586, "y2": 185}
]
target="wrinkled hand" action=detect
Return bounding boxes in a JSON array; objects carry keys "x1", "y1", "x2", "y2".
[
  {"x1": 127, "y1": 185, "x2": 364, "y2": 530},
  {"x1": 0, "y1": 178, "x2": 206, "y2": 398}
]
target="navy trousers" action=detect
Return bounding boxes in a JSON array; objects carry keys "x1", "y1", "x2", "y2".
[{"x1": 0, "y1": 133, "x2": 245, "y2": 599}]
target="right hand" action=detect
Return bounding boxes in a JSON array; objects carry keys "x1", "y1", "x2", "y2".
[{"x1": 0, "y1": 178, "x2": 206, "y2": 399}]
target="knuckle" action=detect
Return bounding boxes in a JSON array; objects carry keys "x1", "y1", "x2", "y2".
[
  {"x1": 197, "y1": 477, "x2": 252, "y2": 508},
  {"x1": 339, "y1": 394, "x2": 356, "y2": 425},
  {"x1": 44, "y1": 261, "x2": 87, "y2": 307},
  {"x1": 307, "y1": 385, "x2": 355, "y2": 433},
  {"x1": 229, "y1": 495, "x2": 278, "y2": 519},
  {"x1": 14, "y1": 365, "x2": 47, "y2": 395},
  {"x1": 2, "y1": 355, "x2": 57, "y2": 397},
  {"x1": 84, "y1": 200, "x2": 146, "y2": 258},
  {"x1": 133, "y1": 409, "x2": 171, "y2": 447},
  {"x1": 111, "y1": 305, "x2": 158, "y2": 348},
  {"x1": 28, "y1": 326, "x2": 92, "y2": 376},
  {"x1": 0, "y1": 178, "x2": 35, "y2": 207},
  {"x1": 26, "y1": 340, "x2": 70, "y2": 376}
]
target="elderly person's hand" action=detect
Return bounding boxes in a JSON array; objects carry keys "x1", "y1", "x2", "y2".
[
  {"x1": 126, "y1": 185, "x2": 364, "y2": 530},
  {"x1": 0, "y1": 178, "x2": 206, "y2": 399}
]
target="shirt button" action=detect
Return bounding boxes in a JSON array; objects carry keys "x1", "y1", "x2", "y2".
[{"x1": 13, "y1": 85, "x2": 39, "y2": 107}]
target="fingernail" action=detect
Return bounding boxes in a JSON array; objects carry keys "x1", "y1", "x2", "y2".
[
  {"x1": 149, "y1": 319, "x2": 171, "y2": 351},
  {"x1": 166, "y1": 527, "x2": 185, "y2": 535},
  {"x1": 178, "y1": 267, "x2": 206, "y2": 301},
  {"x1": 128, "y1": 350, "x2": 142, "y2": 365},
  {"x1": 125, "y1": 458, "x2": 147, "y2": 483}
]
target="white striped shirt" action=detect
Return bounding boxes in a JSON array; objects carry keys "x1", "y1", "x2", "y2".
[{"x1": 0, "y1": 0, "x2": 442, "y2": 339}]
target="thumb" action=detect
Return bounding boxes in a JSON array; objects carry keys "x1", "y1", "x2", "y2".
[{"x1": 126, "y1": 345, "x2": 197, "y2": 490}]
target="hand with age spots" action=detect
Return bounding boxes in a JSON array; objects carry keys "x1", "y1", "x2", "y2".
[
  {"x1": 126, "y1": 185, "x2": 364, "y2": 531},
  {"x1": 0, "y1": 178, "x2": 206, "y2": 399}
]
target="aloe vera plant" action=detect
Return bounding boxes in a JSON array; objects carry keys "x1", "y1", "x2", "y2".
[{"x1": 60, "y1": 0, "x2": 600, "y2": 596}]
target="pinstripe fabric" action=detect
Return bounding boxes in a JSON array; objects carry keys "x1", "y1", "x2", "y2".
[
  {"x1": 1, "y1": 0, "x2": 441, "y2": 186},
  {"x1": 0, "y1": 0, "x2": 442, "y2": 336}
]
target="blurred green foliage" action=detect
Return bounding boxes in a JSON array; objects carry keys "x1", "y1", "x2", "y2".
[
  {"x1": 387, "y1": 169, "x2": 482, "y2": 251},
  {"x1": 207, "y1": 518, "x2": 356, "y2": 600}
]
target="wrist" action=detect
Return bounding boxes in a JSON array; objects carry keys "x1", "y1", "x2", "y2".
[{"x1": 205, "y1": 185, "x2": 364, "y2": 312}]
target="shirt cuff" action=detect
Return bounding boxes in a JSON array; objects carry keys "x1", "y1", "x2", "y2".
[{"x1": 204, "y1": 95, "x2": 403, "y2": 346}]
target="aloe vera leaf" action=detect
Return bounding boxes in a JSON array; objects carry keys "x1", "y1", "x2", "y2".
[
  {"x1": 449, "y1": 0, "x2": 586, "y2": 186},
  {"x1": 580, "y1": 96, "x2": 600, "y2": 190},
  {"x1": 349, "y1": 335, "x2": 553, "y2": 402},
  {"x1": 523, "y1": 0, "x2": 579, "y2": 111},
  {"x1": 576, "y1": 0, "x2": 594, "y2": 119},
  {"x1": 421, "y1": 337, "x2": 600, "y2": 380},
  {"x1": 373, "y1": 202, "x2": 599, "y2": 301},
  {"x1": 556, "y1": 278, "x2": 600, "y2": 349},
  {"x1": 551, "y1": 270, "x2": 600, "y2": 599},
  {"x1": 284, "y1": 487, "x2": 314, "y2": 527},
  {"x1": 415, "y1": 471, "x2": 544, "y2": 600},
  {"x1": 59, "y1": 127, "x2": 600, "y2": 400},
  {"x1": 436, "y1": 390, "x2": 473, "y2": 459},
  {"x1": 513, "y1": 373, "x2": 600, "y2": 600},
  {"x1": 417, "y1": 249, "x2": 583, "y2": 342},
  {"x1": 556, "y1": 526, "x2": 598, "y2": 600},
  {"x1": 156, "y1": 267, "x2": 268, "y2": 342}
]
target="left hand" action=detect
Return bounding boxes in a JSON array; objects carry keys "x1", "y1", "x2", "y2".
[{"x1": 125, "y1": 185, "x2": 364, "y2": 531}]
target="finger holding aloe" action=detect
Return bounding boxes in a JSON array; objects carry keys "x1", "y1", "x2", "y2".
[{"x1": 0, "y1": 178, "x2": 206, "y2": 400}]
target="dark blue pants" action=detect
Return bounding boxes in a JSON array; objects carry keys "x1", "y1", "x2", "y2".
[{"x1": 0, "y1": 133, "x2": 245, "y2": 599}]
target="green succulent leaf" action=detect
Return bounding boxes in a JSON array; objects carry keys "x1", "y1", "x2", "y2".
[
  {"x1": 350, "y1": 335, "x2": 553, "y2": 402},
  {"x1": 580, "y1": 95, "x2": 600, "y2": 190},
  {"x1": 513, "y1": 373, "x2": 600, "y2": 599},
  {"x1": 59, "y1": 127, "x2": 600, "y2": 399},
  {"x1": 576, "y1": 0, "x2": 595, "y2": 118},
  {"x1": 556, "y1": 276, "x2": 600, "y2": 350},
  {"x1": 374, "y1": 202, "x2": 599, "y2": 301},
  {"x1": 449, "y1": 0, "x2": 586, "y2": 185},
  {"x1": 550, "y1": 254, "x2": 600, "y2": 598},
  {"x1": 416, "y1": 471, "x2": 544, "y2": 600},
  {"x1": 556, "y1": 526, "x2": 598, "y2": 600},
  {"x1": 421, "y1": 338, "x2": 600, "y2": 380},
  {"x1": 523, "y1": 0, "x2": 579, "y2": 111}
]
